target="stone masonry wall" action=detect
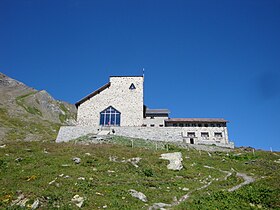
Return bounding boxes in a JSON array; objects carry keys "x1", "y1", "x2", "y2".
[
  {"x1": 56, "y1": 125, "x2": 234, "y2": 148},
  {"x1": 76, "y1": 76, "x2": 144, "y2": 127}
]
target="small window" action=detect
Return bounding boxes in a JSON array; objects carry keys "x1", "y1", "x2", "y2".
[
  {"x1": 198, "y1": 123, "x2": 202, "y2": 127},
  {"x1": 179, "y1": 123, "x2": 184, "y2": 127},
  {"x1": 185, "y1": 123, "x2": 190, "y2": 127},
  {"x1": 173, "y1": 124, "x2": 177, "y2": 127},
  {"x1": 191, "y1": 123, "x2": 196, "y2": 127},
  {"x1": 187, "y1": 132, "x2": 195, "y2": 137},
  {"x1": 214, "y1": 132, "x2": 223, "y2": 138},
  {"x1": 142, "y1": 124, "x2": 147, "y2": 127},
  {"x1": 150, "y1": 116, "x2": 154, "y2": 119},
  {"x1": 129, "y1": 83, "x2": 136, "y2": 90},
  {"x1": 201, "y1": 132, "x2": 209, "y2": 138},
  {"x1": 216, "y1": 123, "x2": 221, "y2": 127},
  {"x1": 159, "y1": 124, "x2": 163, "y2": 127},
  {"x1": 211, "y1": 124, "x2": 215, "y2": 127},
  {"x1": 150, "y1": 124, "x2": 155, "y2": 127},
  {"x1": 204, "y1": 124, "x2": 208, "y2": 127}
]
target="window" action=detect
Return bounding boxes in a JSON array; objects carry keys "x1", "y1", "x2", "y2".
[
  {"x1": 129, "y1": 83, "x2": 136, "y2": 90},
  {"x1": 185, "y1": 123, "x2": 190, "y2": 127},
  {"x1": 179, "y1": 123, "x2": 184, "y2": 127},
  {"x1": 214, "y1": 132, "x2": 223, "y2": 138},
  {"x1": 204, "y1": 124, "x2": 208, "y2": 127},
  {"x1": 159, "y1": 124, "x2": 163, "y2": 127},
  {"x1": 191, "y1": 123, "x2": 196, "y2": 127},
  {"x1": 142, "y1": 124, "x2": 147, "y2": 127},
  {"x1": 187, "y1": 132, "x2": 195, "y2": 137},
  {"x1": 201, "y1": 132, "x2": 209, "y2": 139},
  {"x1": 150, "y1": 124, "x2": 155, "y2": 127},
  {"x1": 211, "y1": 124, "x2": 215, "y2": 127},
  {"x1": 150, "y1": 116, "x2": 154, "y2": 119},
  {"x1": 173, "y1": 124, "x2": 177, "y2": 127},
  {"x1": 198, "y1": 123, "x2": 202, "y2": 127},
  {"x1": 100, "y1": 106, "x2": 121, "y2": 126},
  {"x1": 216, "y1": 123, "x2": 221, "y2": 127}
]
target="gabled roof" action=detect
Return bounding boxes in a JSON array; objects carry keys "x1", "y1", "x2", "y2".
[
  {"x1": 75, "y1": 82, "x2": 111, "y2": 108},
  {"x1": 165, "y1": 118, "x2": 228, "y2": 123}
]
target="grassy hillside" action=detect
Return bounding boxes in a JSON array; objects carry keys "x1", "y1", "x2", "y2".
[{"x1": 0, "y1": 137, "x2": 279, "y2": 209}]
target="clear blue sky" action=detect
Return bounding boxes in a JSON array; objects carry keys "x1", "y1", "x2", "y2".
[{"x1": 1, "y1": 0, "x2": 280, "y2": 151}]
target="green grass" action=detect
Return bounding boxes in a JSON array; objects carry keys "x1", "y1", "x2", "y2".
[
  {"x1": 0, "y1": 107, "x2": 60, "y2": 141},
  {"x1": 0, "y1": 139, "x2": 279, "y2": 209},
  {"x1": 15, "y1": 92, "x2": 43, "y2": 117}
]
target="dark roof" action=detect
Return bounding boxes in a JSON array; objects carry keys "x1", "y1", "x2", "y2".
[
  {"x1": 165, "y1": 118, "x2": 228, "y2": 123},
  {"x1": 146, "y1": 109, "x2": 170, "y2": 114},
  {"x1": 75, "y1": 82, "x2": 111, "y2": 108}
]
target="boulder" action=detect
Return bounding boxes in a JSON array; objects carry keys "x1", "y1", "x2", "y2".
[
  {"x1": 160, "y1": 152, "x2": 183, "y2": 171},
  {"x1": 129, "y1": 189, "x2": 147, "y2": 202}
]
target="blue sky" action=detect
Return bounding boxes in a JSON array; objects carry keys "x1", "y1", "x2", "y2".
[{"x1": 1, "y1": 0, "x2": 280, "y2": 151}]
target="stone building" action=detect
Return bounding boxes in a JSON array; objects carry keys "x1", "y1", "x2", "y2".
[{"x1": 56, "y1": 75, "x2": 234, "y2": 148}]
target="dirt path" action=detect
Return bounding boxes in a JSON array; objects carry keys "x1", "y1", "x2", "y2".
[
  {"x1": 228, "y1": 172, "x2": 255, "y2": 192},
  {"x1": 148, "y1": 166, "x2": 255, "y2": 210}
]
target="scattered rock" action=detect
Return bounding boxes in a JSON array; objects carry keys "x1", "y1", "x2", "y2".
[
  {"x1": 103, "y1": 205, "x2": 108, "y2": 208},
  {"x1": 127, "y1": 157, "x2": 141, "y2": 168},
  {"x1": 59, "y1": 174, "x2": 64, "y2": 177},
  {"x1": 31, "y1": 199, "x2": 39, "y2": 209},
  {"x1": 0, "y1": 144, "x2": 6, "y2": 148},
  {"x1": 148, "y1": 202, "x2": 171, "y2": 210},
  {"x1": 78, "y1": 177, "x2": 85, "y2": 180},
  {"x1": 49, "y1": 178, "x2": 57, "y2": 185},
  {"x1": 43, "y1": 149, "x2": 49, "y2": 154},
  {"x1": 160, "y1": 152, "x2": 183, "y2": 171},
  {"x1": 95, "y1": 192, "x2": 104, "y2": 196},
  {"x1": 274, "y1": 159, "x2": 280, "y2": 164},
  {"x1": 71, "y1": 195, "x2": 84, "y2": 208},
  {"x1": 61, "y1": 164, "x2": 70, "y2": 167},
  {"x1": 129, "y1": 189, "x2": 147, "y2": 202},
  {"x1": 85, "y1": 153, "x2": 91, "y2": 156},
  {"x1": 11, "y1": 194, "x2": 25, "y2": 206},
  {"x1": 15, "y1": 157, "x2": 23, "y2": 162},
  {"x1": 72, "y1": 157, "x2": 81, "y2": 164},
  {"x1": 182, "y1": 188, "x2": 189, "y2": 191}
]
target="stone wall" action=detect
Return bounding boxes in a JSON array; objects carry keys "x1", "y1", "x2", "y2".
[
  {"x1": 56, "y1": 125, "x2": 234, "y2": 148},
  {"x1": 76, "y1": 76, "x2": 144, "y2": 127}
]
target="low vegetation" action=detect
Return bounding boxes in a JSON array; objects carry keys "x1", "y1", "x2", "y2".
[{"x1": 0, "y1": 137, "x2": 279, "y2": 209}]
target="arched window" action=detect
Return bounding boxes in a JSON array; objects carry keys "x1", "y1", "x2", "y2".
[{"x1": 100, "y1": 106, "x2": 121, "y2": 126}]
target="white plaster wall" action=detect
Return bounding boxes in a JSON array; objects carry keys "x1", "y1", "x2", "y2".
[
  {"x1": 143, "y1": 116, "x2": 168, "y2": 127},
  {"x1": 77, "y1": 76, "x2": 144, "y2": 127}
]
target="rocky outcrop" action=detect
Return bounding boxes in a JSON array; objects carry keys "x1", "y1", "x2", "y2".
[
  {"x1": 0, "y1": 72, "x2": 77, "y2": 141},
  {"x1": 160, "y1": 152, "x2": 183, "y2": 171}
]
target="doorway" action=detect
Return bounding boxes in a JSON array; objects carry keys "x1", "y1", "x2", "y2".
[{"x1": 190, "y1": 138, "x2": 194, "y2": 144}]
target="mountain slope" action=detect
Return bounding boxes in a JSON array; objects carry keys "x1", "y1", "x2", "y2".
[{"x1": 0, "y1": 72, "x2": 76, "y2": 141}]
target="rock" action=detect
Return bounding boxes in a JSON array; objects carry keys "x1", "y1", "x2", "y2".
[
  {"x1": 274, "y1": 159, "x2": 280, "y2": 164},
  {"x1": 85, "y1": 153, "x2": 91, "y2": 156},
  {"x1": 182, "y1": 187, "x2": 189, "y2": 191},
  {"x1": 78, "y1": 177, "x2": 85, "y2": 180},
  {"x1": 129, "y1": 189, "x2": 147, "y2": 202},
  {"x1": 15, "y1": 157, "x2": 23, "y2": 162},
  {"x1": 71, "y1": 195, "x2": 84, "y2": 208},
  {"x1": 49, "y1": 178, "x2": 57, "y2": 185},
  {"x1": 127, "y1": 157, "x2": 141, "y2": 168},
  {"x1": 103, "y1": 205, "x2": 107, "y2": 208},
  {"x1": 61, "y1": 164, "x2": 70, "y2": 167},
  {"x1": 72, "y1": 157, "x2": 81, "y2": 164},
  {"x1": 148, "y1": 202, "x2": 172, "y2": 210},
  {"x1": 0, "y1": 144, "x2": 6, "y2": 148},
  {"x1": 160, "y1": 152, "x2": 183, "y2": 171},
  {"x1": 31, "y1": 199, "x2": 39, "y2": 209},
  {"x1": 10, "y1": 194, "x2": 24, "y2": 206}
]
